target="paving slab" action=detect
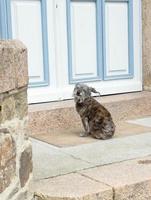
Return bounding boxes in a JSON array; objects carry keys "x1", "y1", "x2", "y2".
[
  {"x1": 62, "y1": 132, "x2": 151, "y2": 165},
  {"x1": 31, "y1": 138, "x2": 93, "y2": 180},
  {"x1": 80, "y1": 156, "x2": 151, "y2": 200},
  {"x1": 128, "y1": 117, "x2": 151, "y2": 127},
  {"x1": 30, "y1": 121, "x2": 151, "y2": 147},
  {"x1": 31, "y1": 173, "x2": 113, "y2": 200},
  {"x1": 31, "y1": 156, "x2": 151, "y2": 200},
  {"x1": 32, "y1": 132, "x2": 151, "y2": 181},
  {"x1": 30, "y1": 127, "x2": 98, "y2": 147}
]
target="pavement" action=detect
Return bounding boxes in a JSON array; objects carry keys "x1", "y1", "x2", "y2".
[
  {"x1": 30, "y1": 116, "x2": 151, "y2": 200},
  {"x1": 31, "y1": 156, "x2": 151, "y2": 200},
  {"x1": 31, "y1": 118, "x2": 151, "y2": 148}
]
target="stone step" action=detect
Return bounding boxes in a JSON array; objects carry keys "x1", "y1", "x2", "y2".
[
  {"x1": 30, "y1": 119, "x2": 151, "y2": 200},
  {"x1": 31, "y1": 156, "x2": 151, "y2": 200},
  {"x1": 28, "y1": 91, "x2": 151, "y2": 136},
  {"x1": 31, "y1": 131, "x2": 151, "y2": 180}
]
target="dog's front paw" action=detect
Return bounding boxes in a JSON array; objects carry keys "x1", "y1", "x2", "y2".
[{"x1": 80, "y1": 132, "x2": 88, "y2": 137}]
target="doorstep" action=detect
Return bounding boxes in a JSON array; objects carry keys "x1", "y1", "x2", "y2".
[{"x1": 28, "y1": 91, "x2": 151, "y2": 147}]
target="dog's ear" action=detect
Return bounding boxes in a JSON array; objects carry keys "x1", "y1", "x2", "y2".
[{"x1": 89, "y1": 87, "x2": 101, "y2": 96}]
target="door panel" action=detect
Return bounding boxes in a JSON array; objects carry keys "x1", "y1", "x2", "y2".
[
  {"x1": 70, "y1": 1, "x2": 98, "y2": 80},
  {"x1": 104, "y1": 0, "x2": 133, "y2": 79},
  {"x1": 105, "y1": 2, "x2": 129, "y2": 75},
  {"x1": 67, "y1": 0, "x2": 102, "y2": 83},
  {"x1": 11, "y1": 0, "x2": 49, "y2": 87}
]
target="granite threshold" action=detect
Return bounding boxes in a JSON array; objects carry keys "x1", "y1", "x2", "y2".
[{"x1": 28, "y1": 91, "x2": 151, "y2": 136}]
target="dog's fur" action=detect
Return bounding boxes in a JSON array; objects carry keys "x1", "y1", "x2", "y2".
[{"x1": 73, "y1": 83, "x2": 115, "y2": 139}]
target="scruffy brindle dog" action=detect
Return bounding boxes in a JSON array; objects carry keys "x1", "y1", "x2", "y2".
[{"x1": 73, "y1": 83, "x2": 115, "y2": 139}]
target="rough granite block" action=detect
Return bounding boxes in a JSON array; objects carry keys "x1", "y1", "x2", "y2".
[
  {"x1": 19, "y1": 145, "x2": 32, "y2": 187},
  {"x1": 0, "y1": 89, "x2": 28, "y2": 123},
  {"x1": 0, "y1": 40, "x2": 28, "y2": 94},
  {"x1": 0, "y1": 133, "x2": 16, "y2": 193},
  {"x1": 142, "y1": 0, "x2": 151, "y2": 90}
]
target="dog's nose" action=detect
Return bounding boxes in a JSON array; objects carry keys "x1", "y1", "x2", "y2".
[{"x1": 77, "y1": 91, "x2": 80, "y2": 96}]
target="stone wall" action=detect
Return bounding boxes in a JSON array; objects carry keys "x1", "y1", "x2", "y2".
[
  {"x1": 142, "y1": 0, "x2": 151, "y2": 91},
  {"x1": 0, "y1": 40, "x2": 33, "y2": 200}
]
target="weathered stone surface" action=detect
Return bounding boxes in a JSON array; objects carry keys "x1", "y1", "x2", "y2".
[
  {"x1": 0, "y1": 89, "x2": 28, "y2": 123},
  {"x1": 2, "y1": 159, "x2": 16, "y2": 192},
  {"x1": 0, "y1": 43, "x2": 16, "y2": 93},
  {"x1": 0, "y1": 39, "x2": 32, "y2": 199},
  {"x1": 31, "y1": 131, "x2": 151, "y2": 180},
  {"x1": 29, "y1": 92, "x2": 151, "y2": 136},
  {"x1": 32, "y1": 138, "x2": 93, "y2": 180},
  {"x1": 0, "y1": 95, "x2": 16, "y2": 123},
  {"x1": 142, "y1": 0, "x2": 151, "y2": 90},
  {"x1": 0, "y1": 133, "x2": 16, "y2": 193},
  {"x1": 0, "y1": 40, "x2": 28, "y2": 93},
  {"x1": 31, "y1": 173, "x2": 113, "y2": 200},
  {"x1": 12, "y1": 190, "x2": 28, "y2": 200},
  {"x1": 15, "y1": 47, "x2": 28, "y2": 89},
  {"x1": 0, "y1": 166, "x2": 3, "y2": 192},
  {"x1": 0, "y1": 133, "x2": 16, "y2": 168},
  {"x1": 0, "y1": 177, "x2": 20, "y2": 200},
  {"x1": 80, "y1": 156, "x2": 151, "y2": 200},
  {"x1": 14, "y1": 89, "x2": 28, "y2": 120},
  {"x1": 114, "y1": 180, "x2": 151, "y2": 200},
  {"x1": 12, "y1": 190, "x2": 34, "y2": 200},
  {"x1": 19, "y1": 145, "x2": 32, "y2": 187},
  {"x1": 0, "y1": 128, "x2": 10, "y2": 134}
]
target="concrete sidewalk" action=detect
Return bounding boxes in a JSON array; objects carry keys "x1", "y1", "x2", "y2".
[
  {"x1": 30, "y1": 117, "x2": 151, "y2": 200},
  {"x1": 32, "y1": 156, "x2": 151, "y2": 200},
  {"x1": 31, "y1": 117, "x2": 151, "y2": 180},
  {"x1": 31, "y1": 131, "x2": 151, "y2": 180}
]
